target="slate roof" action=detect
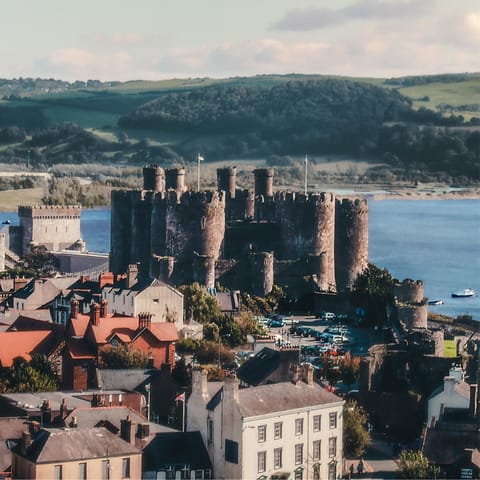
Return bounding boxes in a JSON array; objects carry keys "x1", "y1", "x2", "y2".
[
  {"x1": 236, "y1": 347, "x2": 280, "y2": 386},
  {"x1": 0, "y1": 417, "x2": 28, "y2": 472},
  {"x1": 0, "y1": 391, "x2": 90, "y2": 412},
  {"x1": 64, "y1": 406, "x2": 146, "y2": 430},
  {"x1": 13, "y1": 427, "x2": 141, "y2": 463},
  {"x1": 423, "y1": 428, "x2": 478, "y2": 465},
  {"x1": 428, "y1": 380, "x2": 471, "y2": 400},
  {"x1": 63, "y1": 406, "x2": 175, "y2": 435},
  {"x1": 143, "y1": 431, "x2": 212, "y2": 471},
  {"x1": 207, "y1": 380, "x2": 342, "y2": 416},
  {"x1": 97, "y1": 369, "x2": 152, "y2": 391}
]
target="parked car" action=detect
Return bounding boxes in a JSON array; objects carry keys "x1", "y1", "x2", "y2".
[
  {"x1": 321, "y1": 312, "x2": 336, "y2": 321},
  {"x1": 268, "y1": 319, "x2": 284, "y2": 328}
]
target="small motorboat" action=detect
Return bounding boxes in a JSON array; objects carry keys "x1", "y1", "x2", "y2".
[
  {"x1": 428, "y1": 299, "x2": 444, "y2": 305},
  {"x1": 2, "y1": 220, "x2": 10, "y2": 225},
  {"x1": 451, "y1": 288, "x2": 475, "y2": 298}
]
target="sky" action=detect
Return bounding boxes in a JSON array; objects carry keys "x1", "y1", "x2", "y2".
[{"x1": 0, "y1": 0, "x2": 478, "y2": 82}]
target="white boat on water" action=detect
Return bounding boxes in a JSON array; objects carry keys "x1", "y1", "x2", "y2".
[
  {"x1": 451, "y1": 288, "x2": 476, "y2": 298},
  {"x1": 428, "y1": 299, "x2": 444, "y2": 305}
]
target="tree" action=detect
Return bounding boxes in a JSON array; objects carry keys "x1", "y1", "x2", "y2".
[
  {"x1": 100, "y1": 345, "x2": 148, "y2": 369},
  {"x1": 343, "y1": 400, "x2": 371, "y2": 458},
  {"x1": 22, "y1": 245, "x2": 60, "y2": 277},
  {"x1": 340, "y1": 352, "x2": 361, "y2": 386},
  {"x1": 351, "y1": 263, "x2": 395, "y2": 325},
  {"x1": 178, "y1": 283, "x2": 221, "y2": 324},
  {"x1": 1, "y1": 356, "x2": 59, "y2": 392},
  {"x1": 397, "y1": 451, "x2": 440, "y2": 479}
]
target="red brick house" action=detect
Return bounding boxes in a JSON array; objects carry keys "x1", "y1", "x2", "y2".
[{"x1": 63, "y1": 300, "x2": 178, "y2": 390}]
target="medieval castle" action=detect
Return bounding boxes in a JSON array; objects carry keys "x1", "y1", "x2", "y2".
[{"x1": 110, "y1": 166, "x2": 369, "y2": 296}]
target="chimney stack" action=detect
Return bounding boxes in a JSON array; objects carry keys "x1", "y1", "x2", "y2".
[
  {"x1": 90, "y1": 303, "x2": 100, "y2": 326},
  {"x1": 60, "y1": 398, "x2": 68, "y2": 419},
  {"x1": 100, "y1": 298, "x2": 108, "y2": 318},
  {"x1": 120, "y1": 416, "x2": 136, "y2": 445},
  {"x1": 223, "y1": 373, "x2": 239, "y2": 403},
  {"x1": 28, "y1": 421, "x2": 40, "y2": 435},
  {"x1": 21, "y1": 431, "x2": 32, "y2": 455},
  {"x1": 70, "y1": 415, "x2": 78, "y2": 428},
  {"x1": 192, "y1": 368, "x2": 210, "y2": 402},
  {"x1": 138, "y1": 312, "x2": 152, "y2": 330},
  {"x1": 99, "y1": 272, "x2": 114, "y2": 288},
  {"x1": 126, "y1": 264, "x2": 139, "y2": 289},
  {"x1": 41, "y1": 400, "x2": 52, "y2": 426},
  {"x1": 70, "y1": 299, "x2": 79, "y2": 320},
  {"x1": 137, "y1": 423, "x2": 150, "y2": 439}
]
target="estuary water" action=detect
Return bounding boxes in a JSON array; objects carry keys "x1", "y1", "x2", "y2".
[{"x1": 0, "y1": 199, "x2": 478, "y2": 320}]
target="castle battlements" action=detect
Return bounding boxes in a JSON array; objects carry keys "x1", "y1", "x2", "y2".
[{"x1": 110, "y1": 166, "x2": 368, "y2": 296}]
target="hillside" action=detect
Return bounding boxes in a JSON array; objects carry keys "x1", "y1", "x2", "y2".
[{"x1": 0, "y1": 74, "x2": 477, "y2": 184}]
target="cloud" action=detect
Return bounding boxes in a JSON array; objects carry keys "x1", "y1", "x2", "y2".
[
  {"x1": 272, "y1": 0, "x2": 436, "y2": 31},
  {"x1": 35, "y1": 48, "x2": 134, "y2": 80},
  {"x1": 83, "y1": 32, "x2": 170, "y2": 48}
]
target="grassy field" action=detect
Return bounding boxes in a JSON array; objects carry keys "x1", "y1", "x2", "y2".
[
  {"x1": 0, "y1": 188, "x2": 45, "y2": 211},
  {"x1": 399, "y1": 79, "x2": 480, "y2": 120},
  {"x1": 443, "y1": 339, "x2": 458, "y2": 358}
]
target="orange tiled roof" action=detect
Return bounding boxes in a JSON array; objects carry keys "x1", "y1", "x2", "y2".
[
  {"x1": 0, "y1": 330, "x2": 51, "y2": 367},
  {"x1": 148, "y1": 322, "x2": 179, "y2": 342}
]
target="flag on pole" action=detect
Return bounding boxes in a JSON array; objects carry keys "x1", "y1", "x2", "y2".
[
  {"x1": 175, "y1": 392, "x2": 185, "y2": 402},
  {"x1": 197, "y1": 154, "x2": 204, "y2": 162}
]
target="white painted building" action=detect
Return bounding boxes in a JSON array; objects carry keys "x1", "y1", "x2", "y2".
[
  {"x1": 427, "y1": 365, "x2": 470, "y2": 427},
  {"x1": 188, "y1": 365, "x2": 345, "y2": 480},
  {"x1": 102, "y1": 278, "x2": 184, "y2": 330}
]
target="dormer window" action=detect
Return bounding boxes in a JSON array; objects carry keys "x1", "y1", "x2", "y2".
[{"x1": 111, "y1": 338, "x2": 119, "y2": 347}]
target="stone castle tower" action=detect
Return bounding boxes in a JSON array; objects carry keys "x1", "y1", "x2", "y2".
[
  {"x1": 18, "y1": 205, "x2": 83, "y2": 254},
  {"x1": 110, "y1": 165, "x2": 368, "y2": 295}
]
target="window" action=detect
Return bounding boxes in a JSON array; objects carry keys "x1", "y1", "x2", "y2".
[
  {"x1": 295, "y1": 444, "x2": 303, "y2": 465},
  {"x1": 295, "y1": 418, "x2": 304, "y2": 435},
  {"x1": 313, "y1": 440, "x2": 321, "y2": 461},
  {"x1": 274, "y1": 448, "x2": 282, "y2": 469},
  {"x1": 207, "y1": 418, "x2": 213, "y2": 444},
  {"x1": 274, "y1": 421, "x2": 283, "y2": 439},
  {"x1": 258, "y1": 425, "x2": 266, "y2": 443},
  {"x1": 329, "y1": 412, "x2": 337, "y2": 429},
  {"x1": 313, "y1": 415, "x2": 321, "y2": 432},
  {"x1": 54, "y1": 465, "x2": 62, "y2": 480},
  {"x1": 329, "y1": 437, "x2": 337, "y2": 457},
  {"x1": 102, "y1": 460, "x2": 110, "y2": 480},
  {"x1": 122, "y1": 458, "x2": 130, "y2": 478},
  {"x1": 79, "y1": 462, "x2": 87, "y2": 480},
  {"x1": 294, "y1": 468, "x2": 304, "y2": 480},
  {"x1": 328, "y1": 462, "x2": 337, "y2": 480},
  {"x1": 257, "y1": 451, "x2": 266, "y2": 473},
  {"x1": 225, "y1": 439, "x2": 238, "y2": 464}
]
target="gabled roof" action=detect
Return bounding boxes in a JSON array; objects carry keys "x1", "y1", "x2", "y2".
[
  {"x1": 13, "y1": 427, "x2": 140, "y2": 463},
  {"x1": 237, "y1": 347, "x2": 280, "y2": 386},
  {"x1": 230, "y1": 381, "x2": 342, "y2": 417},
  {"x1": 64, "y1": 406, "x2": 147, "y2": 431},
  {"x1": 143, "y1": 431, "x2": 212, "y2": 471},
  {"x1": 0, "y1": 417, "x2": 28, "y2": 472},
  {"x1": 0, "y1": 330, "x2": 51, "y2": 367},
  {"x1": 140, "y1": 322, "x2": 179, "y2": 343}
]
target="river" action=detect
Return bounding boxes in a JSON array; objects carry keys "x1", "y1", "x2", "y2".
[{"x1": 0, "y1": 198, "x2": 478, "y2": 320}]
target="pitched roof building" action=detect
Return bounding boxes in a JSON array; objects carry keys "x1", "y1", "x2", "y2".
[
  {"x1": 187, "y1": 366, "x2": 344, "y2": 480},
  {"x1": 11, "y1": 427, "x2": 142, "y2": 480}
]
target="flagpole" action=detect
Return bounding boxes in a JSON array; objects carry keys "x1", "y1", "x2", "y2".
[
  {"x1": 304, "y1": 154, "x2": 308, "y2": 195},
  {"x1": 197, "y1": 153, "x2": 201, "y2": 192},
  {"x1": 182, "y1": 398, "x2": 185, "y2": 432}
]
